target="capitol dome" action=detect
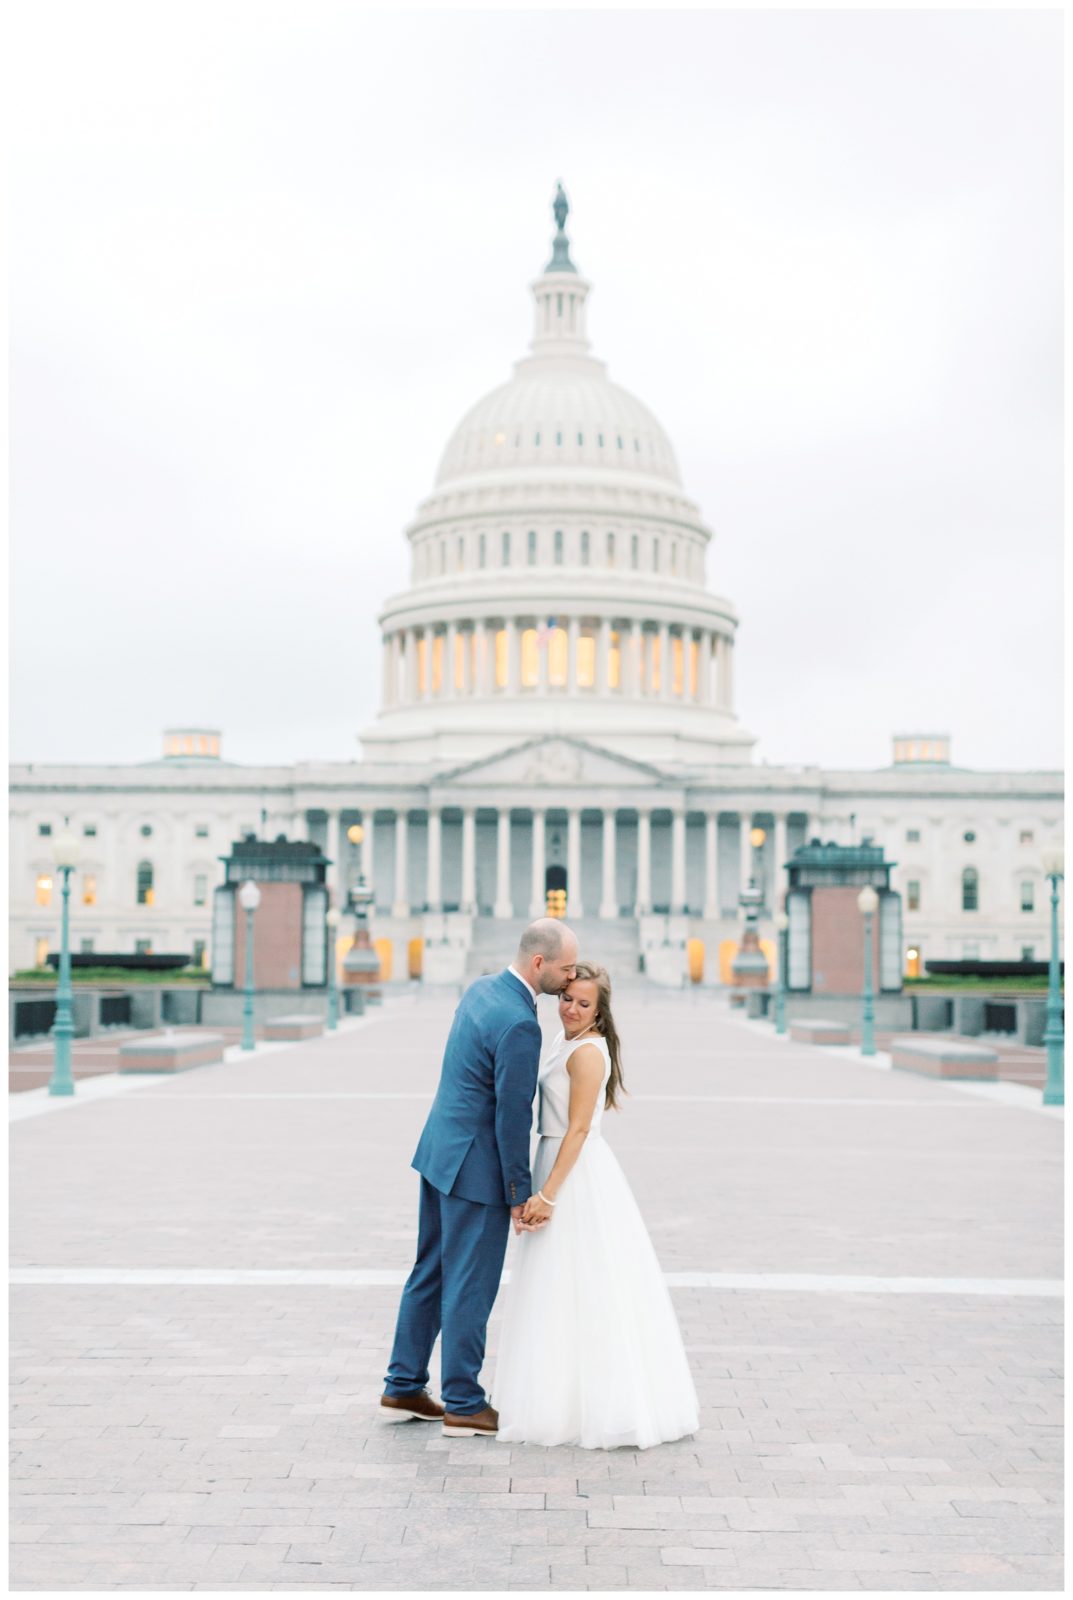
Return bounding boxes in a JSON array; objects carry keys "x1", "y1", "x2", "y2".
[{"x1": 363, "y1": 186, "x2": 754, "y2": 768}]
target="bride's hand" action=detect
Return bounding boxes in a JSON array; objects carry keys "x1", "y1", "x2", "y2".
[{"x1": 522, "y1": 1193, "x2": 553, "y2": 1227}]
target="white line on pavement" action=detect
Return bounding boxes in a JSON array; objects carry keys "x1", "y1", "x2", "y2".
[
  {"x1": 103, "y1": 1091, "x2": 1003, "y2": 1107},
  {"x1": 8, "y1": 1267, "x2": 1063, "y2": 1296}
]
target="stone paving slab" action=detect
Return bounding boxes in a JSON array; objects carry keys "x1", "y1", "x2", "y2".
[{"x1": 9, "y1": 990, "x2": 1063, "y2": 1590}]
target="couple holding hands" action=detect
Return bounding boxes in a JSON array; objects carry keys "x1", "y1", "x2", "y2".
[{"x1": 380, "y1": 918, "x2": 698, "y2": 1449}]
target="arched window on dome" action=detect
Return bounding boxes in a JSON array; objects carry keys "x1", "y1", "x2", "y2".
[
  {"x1": 501, "y1": 530, "x2": 511, "y2": 566},
  {"x1": 962, "y1": 867, "x2": 979, "y2": 913},
  {"x1": 456, "y1": 536, "x2": 465, "y2": 571},
  {"x1": 653, "y1": 541, "x2": 661, "y2": 574},
  {"x1": 478, "y1": 534, "x2": 486, "y2": 569},
  {"x1": 688, "y1": 635, "x2": 700, "y2": 699},
  {"x1": 577, "y1": 432, "x2": 583, "y2": 447},
  {"x1": 631, "y1": 534, "x2": 639, "y2": 570},
  {"x1": 136, "y1": 861, "x2": 154, "y2": 907},
  {"x1": 439, "y1": 541, "x2": 446, "y2": 575},
  {"x1": 554, "y1": 530, "x2": 564, "y2": 566},
  {"x1": 606, "y1": 532, "x2": 616, "y2": 567},
  {"x1": 527, "y1": 530, "x2": 538, "y2": 566},
  {"x1": 580, "y1": 530, "x2": 590, "y2": 566},
  {"x1": 670, "y1": 541, "x2": 678, "y2": 574},
  {"x1": 597, "y1": 433, "x2": 604, "y2": 448}
]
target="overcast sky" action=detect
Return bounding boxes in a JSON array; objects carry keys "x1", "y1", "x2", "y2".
[{"x1": 10, "y1": 4, "x2": 1063, "y2": 775}]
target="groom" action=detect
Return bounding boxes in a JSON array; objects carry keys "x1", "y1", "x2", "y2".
[{"x1": 380, "y1": 918, "x2": 579, "y2": 1438}]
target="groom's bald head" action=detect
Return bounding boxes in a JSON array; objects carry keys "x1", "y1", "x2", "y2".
[{"x1": 516, "y1": 918, "x2": 579, "y2": 995}]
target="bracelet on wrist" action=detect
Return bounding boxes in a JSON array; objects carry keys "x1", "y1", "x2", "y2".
[{"x1": 538, "y1": 1189, "x2": 557, "y2": 1206}]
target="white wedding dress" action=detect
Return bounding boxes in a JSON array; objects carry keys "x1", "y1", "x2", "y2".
[{"x1": 494, "y1": 1030, "x2": 700, "y2": 1449}]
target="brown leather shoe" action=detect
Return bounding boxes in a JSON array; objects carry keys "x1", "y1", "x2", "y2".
[
  {"x1": 379, "y1": 1389, "x2": 445, "y2": 1422},
  {"x1": 442, "y1": 1404, "x2": 498, "y2": 1438}
]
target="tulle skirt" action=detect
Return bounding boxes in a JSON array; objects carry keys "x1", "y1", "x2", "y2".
[{"x1": 493, "y1": 1133, "x2": 700, "y2": 1449}]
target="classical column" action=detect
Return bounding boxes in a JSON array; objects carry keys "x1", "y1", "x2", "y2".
[
  {"x1": 494, "y1": 808, "x2": 512, "y2": 919},
  {"x1": 703, "y1": 812, "x2": 718, "y2": 919},
  {"x1": 635, "y1": 809, "x2": 651, "y2": 915},
  {"x1": 392, "y1": 811, "x2": 409, "y2": 917},
  {"x1": 657, "y1": 622, "x2": 670, "y2": 699},
  {"x1": 461, "y1": 808, "x2": 476, "y2": 913},
  {"x1": 698, "y1": 631, "x2": 712, "y2": 705},
  {"x1": 405, "y1": 628, "x2": 419, "y2": 702},
  {"x1": 326, "y1": 810, "x2": 342, "y2": 910},
  {"x1": 444, "y1": 622, "x2": 457, "y2": 700},
  {"x1": 597, "y1": 618, "x2": 612, "y2": 694},
  {"x1": 483, "y1": 620, "x2": 497, "y2": 694},
  {"x1": 567, "y1": 616, "x2": 580, "y2": 695},
  {"x1": 362, "y1": 810, "x2": 377, "y2": 907},
  {"x1": 567, "y1": 808, "x2": 582, "y2": 917},
  {"x1": 671, "y1": 809, "x2": 687, "y2": 912},
  {"x1": 529, "y1": 809, "x2": 546, "y2": 917},
  {"x1": 508, "y1": 620, "x2": 521, "y2": 693},
  {"x1": 773, "y1": 812, "x2": 789, "y2": 914},
  {"x1": 738, "y1": 812, "x2": 752, "y2": 899},
  {"x1": 426, "y1": 808, "x2": 441, "y2": 912},
  {"x1": 599, "y1": 808, "x2": 617, "y2": 920}
]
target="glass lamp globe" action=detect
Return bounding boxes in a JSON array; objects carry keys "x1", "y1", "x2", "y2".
[
  {"x1": 238, "y1": 880, "x2": 261, "y2": 912},
  {"x1": 325, "y1": 907, "x2": 340, "y2": 928},
  {"x1": 347, "y1": 824, "x2": 365, "y2": 845},
  {"x1": 775, "y1": 911, "x2": 789, "y2": 932},
  {"x1": 1042, "y1": 848, "x2": 1065, "y2": 879},
  {"x1": 53, "y1": 830, "x2": 81, "y2": 870},
  {"x1": 749, "y1": 827, "x2": 766, "y2": 849},
  {"x1": 857, "y1": 885, "x2": 879, "y2": 915}
]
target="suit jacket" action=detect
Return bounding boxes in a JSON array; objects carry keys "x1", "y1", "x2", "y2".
[{"x1": 412, "y1": 969, "x2": 543, "y2": 1207}]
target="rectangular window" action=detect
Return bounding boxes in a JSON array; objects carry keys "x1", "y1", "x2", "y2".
[
  {"x1": 82, "y1": 874, "x2": 98, "y2": 907},
  {"x1": 35, "y1": 874, "x2": 53, "y2": 907},
  {"x1": 907, "y1": 880, "x2": 921, "y2": 912},
  {"x1": 631, "y1": 533, "x2": 639, "y2": 569},
  {"x1": 34, "y1": 937, "x2": 49, "y2": 968},
  {"x1": 501, "y1": 530, "x2": 510, "y2": 566},
  {"x1": 83, "y1": 824, "x2": 97, "y2": 837},
  {"x1": 80, "y1": 938, "x2": 95, "y2": 955},
  {"x1": 478, "y1": 533, "x2": 486, "y2": 568},
  {"x1": 194, "y1": 874, "x2": 208, "y2": 907},
  {"x1": 38, "y1": 823, "x2": 52, "y2": 837},
  {"x1": 879, "y1": 894, "x2": 902, "y2": 991},
  {"x1": 135, "y1": 939, "x2": 153, "y2": 955},
  {"x1": 211, "y1": 887, "x2": 235, "y2": 985},
  {"x1": 192, "y1": 939, "x2": 207, "y2": 968},
  {"x1": 302, "y1": 886, "x2": 328, "y2": 986},
  {"x1": 786, "y1": 891, "x2": 811, "y2": 990},
  {"x1": 195, "y1": 824, "x2": 209, "y2": 838},
  {"x1": 1020, "y1": 880, "x2": 1034, "y2": 912},
  {"x1": 1021, "y1": 945, "x2": 1035, "y2": 961},
  {"x1": 1020, "y1": 830, "x2": 1034, "y2": 845},
  {"x1": 906, "y1": 829, "x2": 920, "y2": 843}
]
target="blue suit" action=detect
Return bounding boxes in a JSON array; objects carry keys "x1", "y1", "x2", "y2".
[{"x1": 384, "y1": 969, "x2": 542, "y2": 1414}]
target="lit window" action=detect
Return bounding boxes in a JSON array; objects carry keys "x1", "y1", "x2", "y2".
[
  {"x1": 672, "y1": 634, "x2": 684, "y2": 696},
  {"x1": 961, "y1": 867, "x2": 978, "y2": 912},
  {"x1": 82, "y1": 874, "x2": 97, "y2": 907},
  {"x1": 83, "y1": 824, "x2": 97, "y2": 837},
  {"x1": 198, "y1": 735, "x2": 209, "y2": 753},
  {"x1": 417, "y1": 633, "x2": 428, "y2": 693},
  {"x1": 528, "y1": 530, "x2": 537, "y2": 566},
  {"x1": 548, "y1": 628, "x2": 568, "y2": 687},
  {"x1": 554, "y1": 530, "x2": 563, "y2": 565},
  {"x1": 608, "y1": 630, "x2": 621, "y2": 689},
  {"x1": 907, "y1": 880, "x2": 921, "y2": 912},
  {"x1": 520, "y1": 629, "x2": 539, "y2": 687},
  {"x1": 38, "y1": 823, "x2": 51, "y2": 837},
  {"x1": 194, "y1": 874, "x2": 208, "y2": 907},
  {"x1": 493, "y1": 431, "x2": 505, "y2": 446},
  {"x1": 906, "y1": 829, "x2": 920, "y2": 843},
  {"x1": 1020, "y1": 830, "x2": 1034, "y2": 845},
  {"x1": 454, "y1": 631, "x2": 465, "y2": 691},
  {"x1": 183, "y1": 735, "x2": 195, "y2": 754},
  {"x1": 580, "y1": 530, "x2": 590, "y2": 565},
  {"x1": 430, "y1": 634, "x2": 444, "y2": 695},
  {"x1": 1020, "y1": 880, "x2": 1034, "y2": 913},
  {"x1": 35, "y1": 874, "x2": 52, "y2": 907},
  {"x1": 494, "y1": 628, "x2": 508, "y2": 688},
  {"x1": 577, "y1": 632, "x2": 596, "y2": 689},
  {"x1": 137, "y1": 861, "x2": 154, "y2": 906}
]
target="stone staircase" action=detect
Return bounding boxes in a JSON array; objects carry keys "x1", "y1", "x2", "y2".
[{"x1": 464, "y1": 916, "x2": 642, "y2": 983}]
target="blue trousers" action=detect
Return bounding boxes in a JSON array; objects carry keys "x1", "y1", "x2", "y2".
[{"x1": 384, "y1": 1176, "x2": 510, "y2": 1415}]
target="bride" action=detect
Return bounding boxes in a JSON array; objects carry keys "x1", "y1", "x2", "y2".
[{"x1": 494, "y1": 962, "x2": 699, "y2": 1449}]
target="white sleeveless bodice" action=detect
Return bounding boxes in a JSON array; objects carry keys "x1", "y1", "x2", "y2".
[{"x1": 537, "y1": 1030, "x2": 611, "y2": 1139}]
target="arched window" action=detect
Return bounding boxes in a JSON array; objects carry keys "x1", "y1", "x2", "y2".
[
  {"x1": 520, "y1": 628, "x2": 539, "y2": 686},
  {"x1": 962, "y1": 867, "x2": 978, "y2": 913},
  {"x1": 631, "y1": 533, "x2": 639, "y2": 570},
  {"x1": 478, "y1": 533, "x2": 486, "y2": 569},
  {"x1": 501, "y1": 530, "x2": 511, "y2": 566},
  {"x1": 82, "y1": 874, "x2": 97, "y2": 907},
  {"x1": 137, "y1": 861, "x2": 155, "y2": 907},
  {"x1": 580, "y1": 530, "x2": 590, "y2": 565},
  {"x1": 653, "y1": 540, "x2": 660, "y2": 573},
  {"x1": 554, "y1": 530, "x2": 564, "y2": 565},
  {"x1": 456, "y1": 535, "x2": 465, "y2": 571},
  {"x1": 607, "y1": 531, "x2": 616, "y2": 566},
  {"x1": 527, "y1": 530, "x2": 537, "y2": 566}
]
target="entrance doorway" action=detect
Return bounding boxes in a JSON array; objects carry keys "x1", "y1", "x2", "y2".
[{"x1": 545, "y1": 864, "x2": 567, "y2": 918}]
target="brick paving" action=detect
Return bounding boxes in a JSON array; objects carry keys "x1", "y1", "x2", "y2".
[{"x1": 9, "y1": 989, "x2": 1063, "y2": 1590}]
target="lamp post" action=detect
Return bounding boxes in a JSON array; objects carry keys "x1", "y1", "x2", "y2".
[
  {"x1": 1041, "y1": 849, "x2": 1064, "y2": 1106},
  {"x1": 857, "y1": 885, "x2": 878, "y2": 1057},
  {"x1": 47, "y1": 829, "x2": 80, "y2": 1096},
  {"x1": 238, "y1": 879, "x2": 261, "y2": 1051},
  {"x1": 750, "y1": 825, "x2": 767, "y2": 909},
  {"x1": 326, "y1": 906, "x2": 340, "y2": 1030},
  {"x1": 774, "y1": 910, "x2": 788, "y2": 1035}
]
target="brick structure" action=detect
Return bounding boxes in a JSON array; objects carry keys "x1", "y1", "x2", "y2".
[
  {"x1": 211, "y1": 839, "x2": 329, "y2": 994},
  {"x1": 786, "y1": 840, "x2": 902, "y2": 999}
]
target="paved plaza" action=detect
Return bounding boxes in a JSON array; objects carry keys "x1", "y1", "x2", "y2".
[{"x1": 9, "y1": 989, "x2": 1063, "y2": 1591}]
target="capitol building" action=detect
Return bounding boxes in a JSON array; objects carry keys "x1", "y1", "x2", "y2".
[{"x1": 9, "y1": 192, "x2": 1063, "y2": 984}]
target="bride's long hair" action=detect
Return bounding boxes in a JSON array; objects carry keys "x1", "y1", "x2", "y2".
[{"x1": 571, "y1": 961, "x2": 626, "y2": 1110}]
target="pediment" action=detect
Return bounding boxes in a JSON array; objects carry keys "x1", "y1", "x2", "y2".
[{"x1": 437, "y1": 736, "x2": 668, "y2": 791}]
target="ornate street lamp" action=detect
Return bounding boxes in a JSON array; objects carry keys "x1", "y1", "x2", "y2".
[
  {"x1": 47, "y1": 828, "x2": 80, "y2": 1096},
  {"x1": 774, "y1": 910, "x2": 789, "y2": 1035},
  {"x1": 325, "y1": 906, "x2": 340, "y2": 1031},
  {"x1": 750, "y1": 825, "x2": 767, "y2": 907},
  {"x1": 1041, "y1": 849, "x2": 1064, "y2": 1106},
  {"x1": 857, "y1": 885, "x2": 879, "y2": 1057},
  {"x1": 238, "y1": 879, "x2": 261, "y2": 1051}
]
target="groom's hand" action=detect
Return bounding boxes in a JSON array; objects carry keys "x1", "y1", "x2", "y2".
[{"x1": 510, "y1": 1205, "x2": 531, "y2": 1235}]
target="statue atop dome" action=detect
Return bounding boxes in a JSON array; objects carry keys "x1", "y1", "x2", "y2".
[{"x1": 545, "y1": 181, "x2": 577, "y2": 274}]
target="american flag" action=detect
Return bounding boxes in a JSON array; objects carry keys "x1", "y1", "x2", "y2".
[{"x1": 535, "y1": 618, "x2": 558, "y2": 648}]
